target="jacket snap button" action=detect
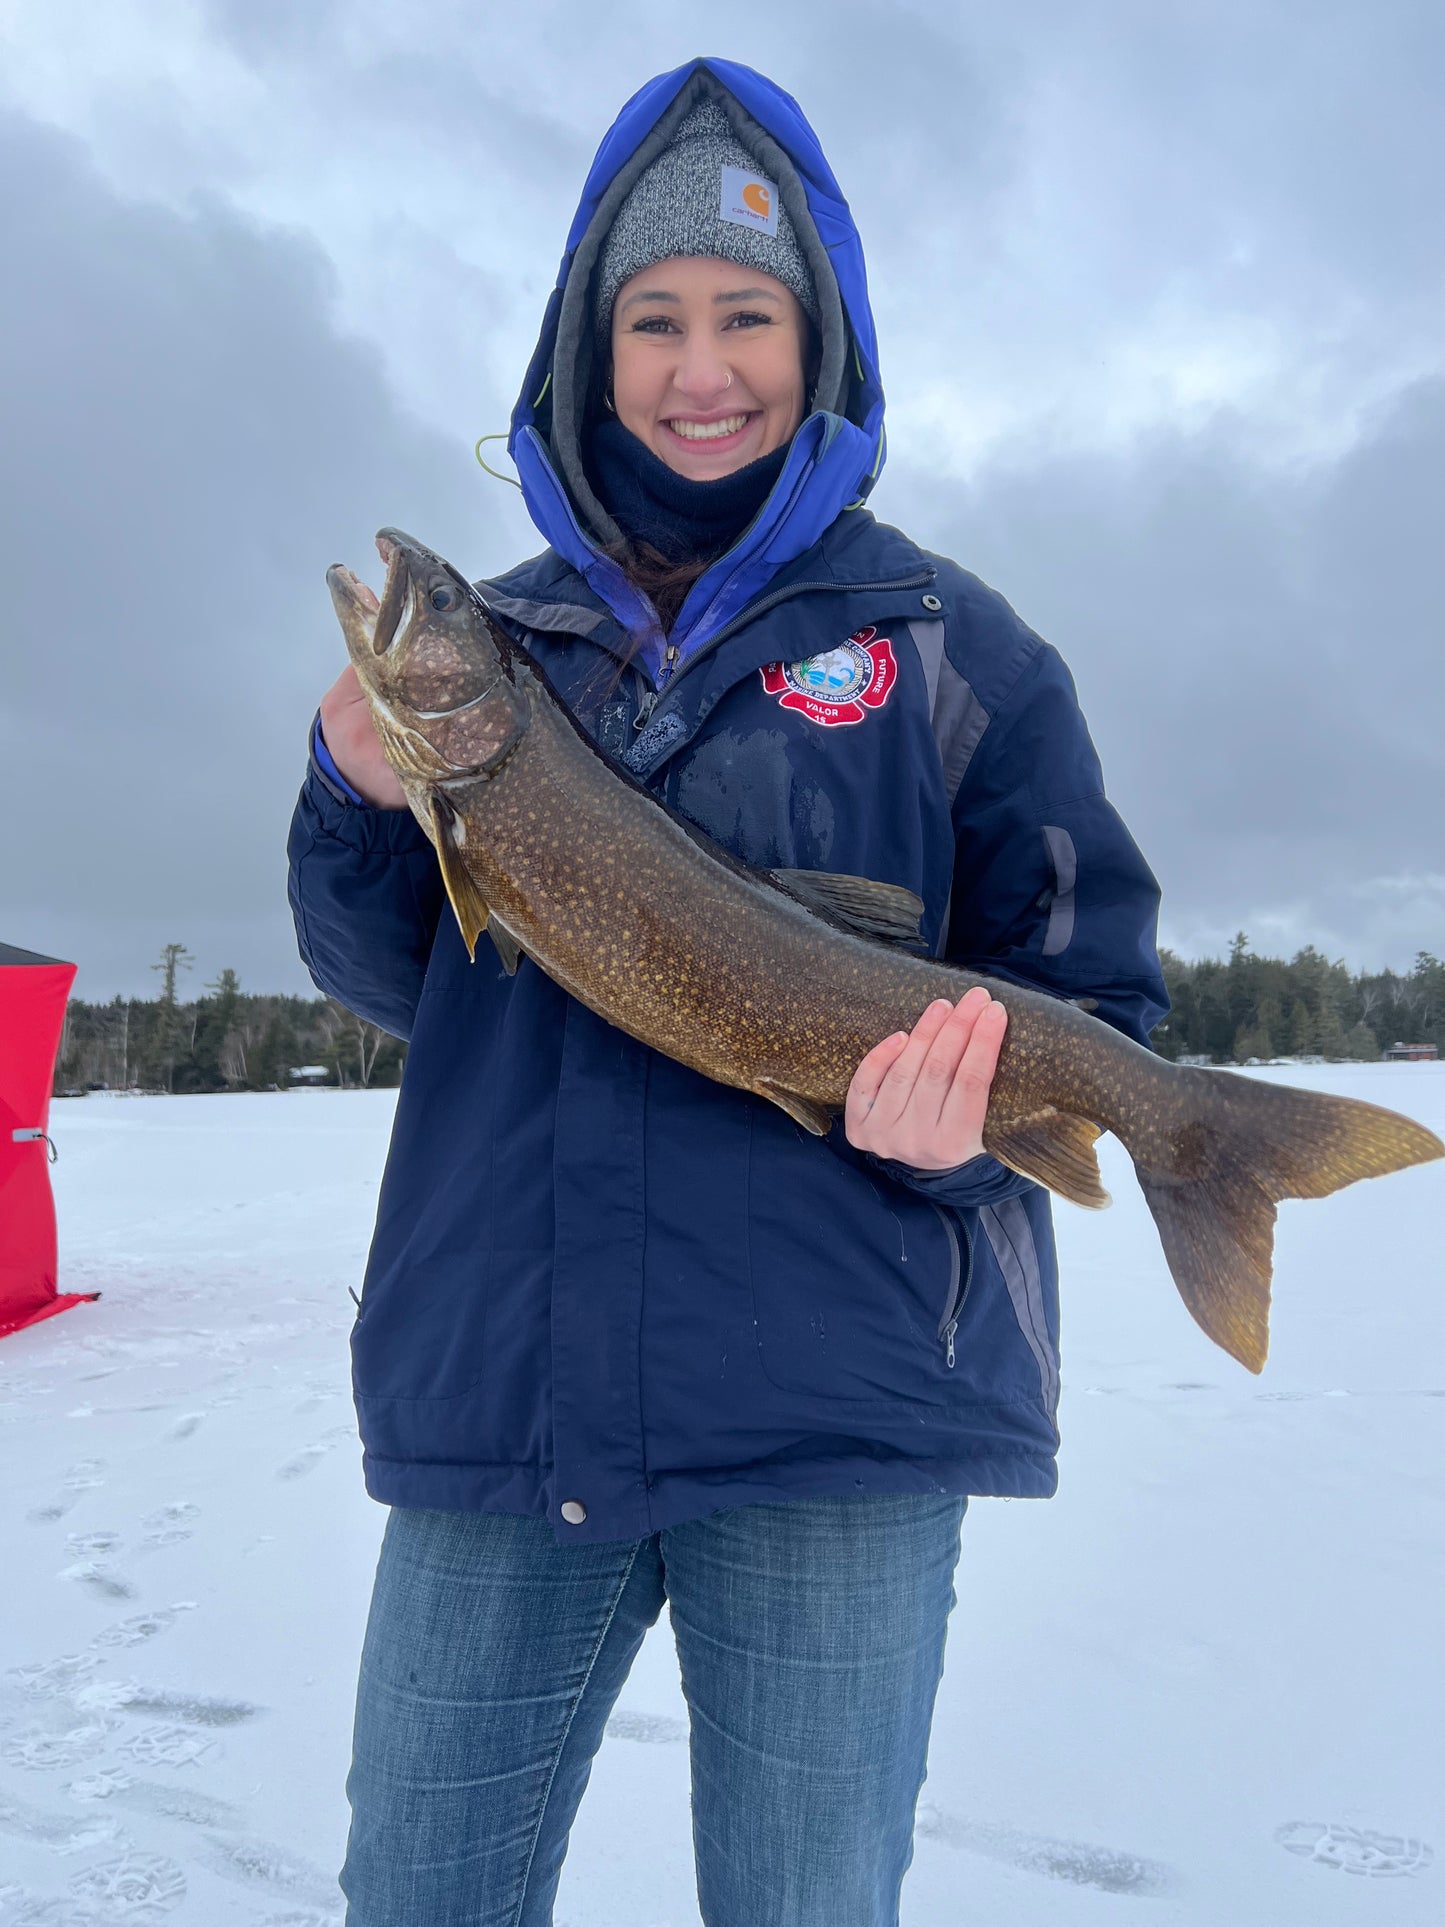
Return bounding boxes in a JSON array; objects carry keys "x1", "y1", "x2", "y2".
[
  {"x1": 921, "y1": 593, "x2": 943, "y2": 612},
  {"x1": 560, "y1": 1499, "x2": 588, "y2": 1525}
]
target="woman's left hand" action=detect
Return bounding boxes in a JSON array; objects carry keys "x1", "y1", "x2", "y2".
[{"x1": 844, "y1": 986, "x2": 1008, "y2": 1171}]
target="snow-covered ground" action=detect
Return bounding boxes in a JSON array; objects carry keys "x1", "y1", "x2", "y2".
[{"x1": 2, "y1": 1064, "x2": 1441, "y2": 1925}]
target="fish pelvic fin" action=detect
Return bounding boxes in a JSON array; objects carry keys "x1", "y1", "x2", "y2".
[
  {"x1": 429, "y1": 795, "x2": 491, "y2": 963},
  {"x1": 1125, "y1": 1069, "x2": 1444, "y2": 1373},
  {"x1": 984, "y1": 1109, "x2": 1110, "y2": 1209},
  {"x1": 487, "y1": 920, "x2": 523, "y2": 976},
  {"x1": 757, "y1": 1079, "x2": 835, "y2": 1136}
]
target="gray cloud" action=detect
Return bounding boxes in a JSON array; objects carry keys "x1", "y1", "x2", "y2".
[
  {"x1": 882, "y1": 373, "x2": 1445, "y2": 967},
  {"x1": 2, "y1": 4, "x2": 1442, "y2": 995},
  {"x1": 0, "y1": 111, "x2": 533, "y2": 999}
]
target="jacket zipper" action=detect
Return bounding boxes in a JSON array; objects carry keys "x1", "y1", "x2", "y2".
[
  {"x1": 930, "y1": 1204, "x2": 970, "y2": 1368},
  {"x1": 631, "y1": 570, "x2": 936, "y2": 731}
]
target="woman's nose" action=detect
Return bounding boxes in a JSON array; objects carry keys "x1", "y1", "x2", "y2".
[{"x1": 673, "y1": 344, "x2": 734, "y2": 404}]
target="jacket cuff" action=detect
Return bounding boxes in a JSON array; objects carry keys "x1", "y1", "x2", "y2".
[
  {"x1": 302, "y1": 744, "x2": 431, "y2": 857},
  {"x1": 310, "y1": 713, "x2": 369, "y2": 806},
  {"x1": 871, "y1": 1152, "x2": 1037, "y2": 1209}
]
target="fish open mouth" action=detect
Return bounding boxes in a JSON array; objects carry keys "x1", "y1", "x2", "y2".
[
  {"x1": 324, "y1": 564, "x2": 382, "y2": 653},
  {"x1": 369, "y1": 533, "x2": 416, "y2": 658}
]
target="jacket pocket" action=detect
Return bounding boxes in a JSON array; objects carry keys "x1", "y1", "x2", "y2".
[
  {"x1": 930, "y1": 1203, "x2": 971, "y2": 1369},
  {"x1": 746, "y1": 1111, "x2": 962, "y2": 1404}
]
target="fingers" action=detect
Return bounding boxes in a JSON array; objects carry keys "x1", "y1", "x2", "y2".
[
  {"x1": 873, "y1": 988, "x2": 991, "y2": 1133},
  {"x1": 318, "y1": 662, "x2": 408, "y2": 810},
  {"x1": 936, "y1": 997, "x2": 1007, "y2": 1146},
  {"x1": 845, "y1": 987, "x2": 1008, "y2": 1167},
  {"x1": 844, "y1": 1029, "x2": 910, "y2": 1138}
]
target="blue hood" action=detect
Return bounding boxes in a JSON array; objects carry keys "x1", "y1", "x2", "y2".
[{"x1": 507, "y1": 57, "x2": 887, "y2": 661}]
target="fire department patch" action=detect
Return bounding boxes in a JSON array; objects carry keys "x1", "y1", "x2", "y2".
[{"x1": 759, "y1": 627, "x2": 898, "y2": 727}]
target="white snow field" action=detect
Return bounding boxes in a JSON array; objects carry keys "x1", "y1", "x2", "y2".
[{"x1": 1, "y1": 1063, "x2": 1440, "y2": 1926}]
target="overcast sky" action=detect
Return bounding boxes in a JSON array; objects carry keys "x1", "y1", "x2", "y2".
[{"x1": 3, "y1": 0, "x2": 1442, "y2": 1000}]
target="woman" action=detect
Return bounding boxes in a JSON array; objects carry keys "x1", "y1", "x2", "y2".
[{"x1": 289, "y1": 57, "x2": 1167, "y2": 1927}]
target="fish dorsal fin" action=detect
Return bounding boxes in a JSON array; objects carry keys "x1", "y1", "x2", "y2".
[
  {"x1": 488, "y1": 919, "x2": 524, "y2": 976},
  {"x1": 984, "y1": 1108, "x2": 1111, "y2": 1209},
  {"x1": 757, "y1": 1078, "x2": 835, "y2": 1137},
  {"x1": 769, "y1": 868, "x2": 926, "y2": 947},
  {"x1": 429, "y1": 795, "x2": 492, "y2": 963}
]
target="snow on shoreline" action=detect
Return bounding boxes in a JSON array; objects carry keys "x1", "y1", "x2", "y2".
[{"x1": 2, "y1": 1065, "x2": 1441, "y2": 1924}]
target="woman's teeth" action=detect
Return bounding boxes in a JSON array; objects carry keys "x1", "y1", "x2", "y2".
[{"x1": 665, "y1": 414, "x2": 750, "y2": 441}]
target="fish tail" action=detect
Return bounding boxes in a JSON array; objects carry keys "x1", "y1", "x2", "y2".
[{"x1": 1123, "y1": 1069, "x2": 1442, "y2": 1373}]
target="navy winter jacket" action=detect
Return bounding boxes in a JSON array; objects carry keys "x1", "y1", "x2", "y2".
[{"x1": 287, "y1": 58, "x2": 1167, "y2": 1543}]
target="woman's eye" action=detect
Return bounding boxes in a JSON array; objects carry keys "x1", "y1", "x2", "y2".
[
  {"x1": 630, "y1": 316, "x2": 678, "y2": 334},
  {"x1": 725, "y1": 311, "x2": 772, "y2": 329}
]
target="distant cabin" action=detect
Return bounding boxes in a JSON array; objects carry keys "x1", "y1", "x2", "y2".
[{"x1": 1383, "y1": 1042, "x2": 1439, "y2": 1062}]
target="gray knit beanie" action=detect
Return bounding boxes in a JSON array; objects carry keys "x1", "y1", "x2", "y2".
[{"x1": 593, "y1": 99, "x2": 820, "y2": 343}]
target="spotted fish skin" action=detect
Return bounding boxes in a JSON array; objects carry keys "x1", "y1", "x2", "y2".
[{"x1": 327, "y1": 529, "x2": 1443, "y2": 1373}]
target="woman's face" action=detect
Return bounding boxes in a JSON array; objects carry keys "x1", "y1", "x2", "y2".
[{"x1": 609, "y1": 256, "x2": 809, "y2": 480}]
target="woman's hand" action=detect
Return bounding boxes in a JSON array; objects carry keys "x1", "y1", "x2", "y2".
[
  {"x1": 844, "y1": 987, "x2": 1008, "y2": 1171},
  {"x1": 318, "y1": 664, "x2": 407, "y2": 810}
]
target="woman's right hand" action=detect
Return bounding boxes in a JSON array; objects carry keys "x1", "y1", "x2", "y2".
[{"x1": 318, "y1": 664, "x2": 408, "y2": 810}]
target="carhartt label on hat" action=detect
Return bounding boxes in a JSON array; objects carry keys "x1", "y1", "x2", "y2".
[{"x1": 720, "y1": 166, "x2": 779, "y2": 236}]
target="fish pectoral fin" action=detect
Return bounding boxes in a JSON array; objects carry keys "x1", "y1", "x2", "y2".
[
  {"x1": 487, "y1": 919, "x2": 524, "y2": 976},
  {"x1": 769, "y1": 869, "x2": 926, "y2": 947},
  {"x1": 757, "y1": 1079, "x2": 835, "y2": 1137},
  {"x1": 983, "y1": 1108, "x2": 1111, "y2": 1209},
  {"x1": 429, "y1": 795, "x2": 491, "y2": 963}
]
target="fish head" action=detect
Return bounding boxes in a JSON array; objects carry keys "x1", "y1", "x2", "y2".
[{"x1": 326, "y1": 527, "x2": 525, "y2": 787}]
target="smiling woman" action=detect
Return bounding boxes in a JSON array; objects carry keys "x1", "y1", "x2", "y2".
[
  {"x1": 290, "y1": 53, "x2": 1171, "y2": 1927},
  {"x1": 609, "y1": 258, "x2": 811, "y2": 475}
]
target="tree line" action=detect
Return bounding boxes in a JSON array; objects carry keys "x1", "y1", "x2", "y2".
[
  {"x1": 1151, "y1": 937, "x2": 1444, "y2": 1063},
  {"x1": 54, "y1": 945, "x2": 404, "y2": 1094},
  {"x1": 49, "y1": 936, "x2": 1444, "y2": 1096}
]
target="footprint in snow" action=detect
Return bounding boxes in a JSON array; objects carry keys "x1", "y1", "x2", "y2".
[
  {"x1": 251, "y1": 1913, "x2": 344, "y2": 1927},
  {"x1": 67, "y1": 1770, "x2": 243, "y2": 1828},
  {"x1": 118, "y1": 1723, "x2": 220, "y2": 1769},
  {"x1": 0, "y1": 1785, "x2": 127, "y2": 1855},
  {"x1": 68, "y1": 1851, "x2": 187, "y2": 1920},
  {"x1": 26, "y1": 1459, "x2": 106, "y2": 1524},
  {"x1": 76, "y1": 1682, "x2": 262, "y2": 1728},
  {"x1": 199, "y1": 1831, "x2": 340, "y2": 1908},
  {"x1": 138, "y1": 1501, "x2": 200, "y2": 1551},
  {"x1": 5, "y1": 1653, "x2": 102, "y2": 1700},
  {"x1": 163, "y1": 1413, "x2": 205, "y2": 1441},
  {"x1": 58, "y1": 1559, "x2": 137, "y2": 1602},
  {"x1": 90, "y1": 1603, "x2": 197, "y2": 1650},
  {"x1": 0, "y1": 1895, "x2": 107, "y2": 1926},
  {"x1": 65, "y1": 1529, "x2": 122, "y2": 1558},
  {"x1": 1275, "y1": 1820, "x2": 1434, "y2": 1876},
  {"x1": 914, "y1": 1804, "x2": 1175, "y2": 1896},
  {"x1": 276, "y1": 1427, "x2": 352, "y2": 1480},
  {"x1": 605, "y1": 1709, "x2": 689, "y2": 1744},
  {"x1": 1, "y1": 1718, "x2": 117, "y2": 1771}
]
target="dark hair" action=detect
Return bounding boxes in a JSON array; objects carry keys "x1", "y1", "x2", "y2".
[{"x1": 602, "y1": 537, "x2": 711, "y2": 641}]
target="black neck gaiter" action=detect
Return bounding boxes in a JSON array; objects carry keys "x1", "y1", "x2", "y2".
[{"x1": 588, "y1": 418, "x2": 789, "y2": 565}]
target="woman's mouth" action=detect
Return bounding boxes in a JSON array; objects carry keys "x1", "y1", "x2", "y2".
[{"x1": 661, "y1": 413, "x2": 755, "y2": 443}]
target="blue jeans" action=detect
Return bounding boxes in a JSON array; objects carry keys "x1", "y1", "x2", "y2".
[{"x1": 341, "y1": 1494, "x2": 967, "y2": 1926}]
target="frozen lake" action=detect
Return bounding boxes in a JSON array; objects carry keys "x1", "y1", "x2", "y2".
[{"x1": 2, "y1": 1063, "x2": 1441, "y2": 1924}]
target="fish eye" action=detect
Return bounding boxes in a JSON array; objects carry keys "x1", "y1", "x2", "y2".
[{"x1": 430, "y1": 584, "x2": 458, "y2": 612}]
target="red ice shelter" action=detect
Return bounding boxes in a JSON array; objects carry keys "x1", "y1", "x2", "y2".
[{"x1": 0, "y1": 943, "x2": 99, "y2": 1338}]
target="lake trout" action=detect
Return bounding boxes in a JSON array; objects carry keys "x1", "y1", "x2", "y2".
[{"x1": 326, "y1": 529, "x2": 1443, "y2": 1373}]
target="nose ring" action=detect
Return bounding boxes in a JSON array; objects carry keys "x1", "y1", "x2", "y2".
[{"x1": 724, "y1": 370, "x2": 733, "y2": 388}]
